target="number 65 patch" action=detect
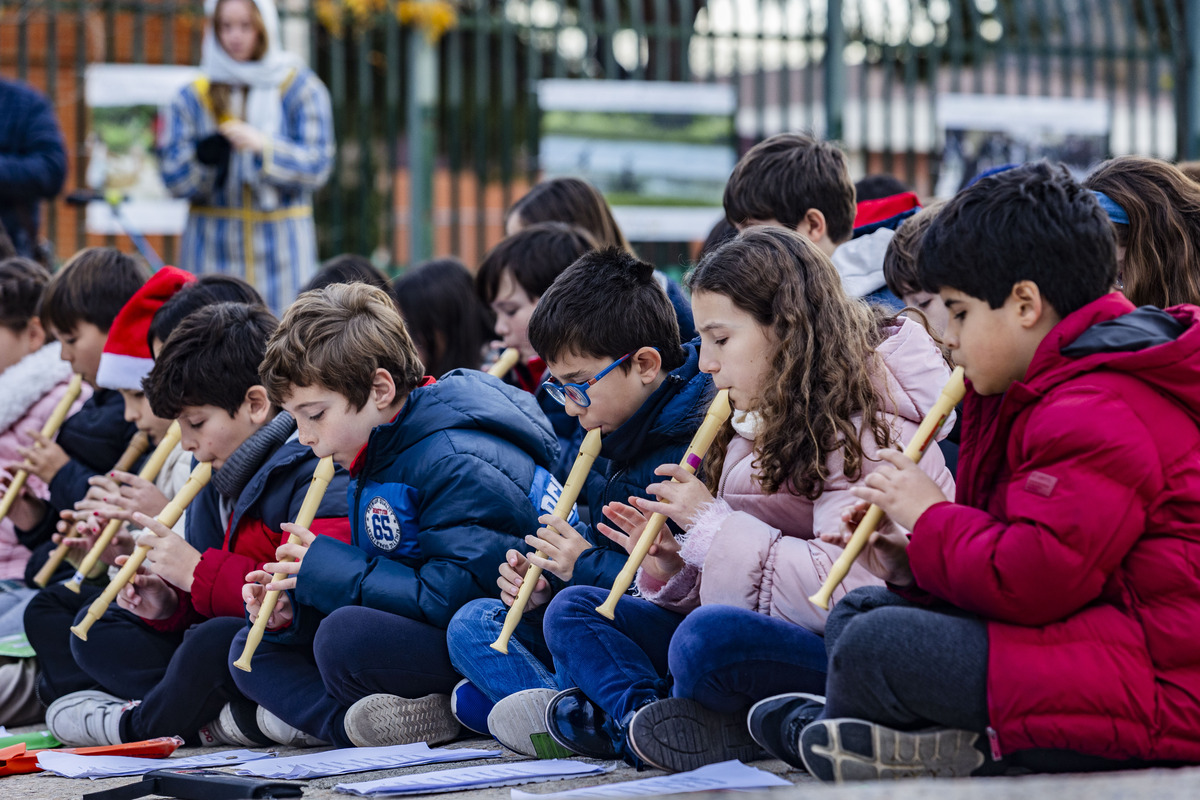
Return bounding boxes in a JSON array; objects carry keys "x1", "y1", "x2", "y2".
[{"x1": 365, "y1": 496, "x2": 402, "y2": 552}]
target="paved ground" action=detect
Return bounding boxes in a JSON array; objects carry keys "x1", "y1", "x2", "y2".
[{"x1": 5, "y1": 725, "x2": 1200, "y2": 800}]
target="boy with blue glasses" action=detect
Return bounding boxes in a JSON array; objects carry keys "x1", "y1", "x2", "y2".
[{"x1": 445, "y1": 247, "x2": 714, "y2": 758}]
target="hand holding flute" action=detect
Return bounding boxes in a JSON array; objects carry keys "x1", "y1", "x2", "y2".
[
  {"x1": 72, "y1": 460, "x2": 212, "y2": 640},
  {"x1": 491, "y1": 428, "x2": 602, "y2": 653},
  {"x1": 0, "y1": 373, "x2": 83, "y2": 526},
  {"x1": 234, "y1": 456, "x2": 336, "y2": 671},
  {"x1": 596, "y1": 389, "x2": 731, "y2": 619},
  {"x1": 62, "y1": 422, "x2": 182, "y2": 593},
  {"x1": 808, "y1": 366, "x2": 966, "y2": 610},
  {"x1": 34, "y1": 431, "x2": 152, "y2": 588}
]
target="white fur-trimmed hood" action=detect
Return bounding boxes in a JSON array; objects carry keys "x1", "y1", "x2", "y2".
[{"x1": 0, "y1": 343, "x2": 76, "y2": 433}]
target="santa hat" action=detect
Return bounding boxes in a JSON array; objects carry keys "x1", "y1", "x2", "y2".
[{"x1": 96, "y1": 266, "x2": 195, "y2": 391}]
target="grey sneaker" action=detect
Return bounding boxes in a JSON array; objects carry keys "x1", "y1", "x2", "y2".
[
  {"x1": 343, "y1": 693, "x2": 459, "y2": 747},
  {"x1": 486, "y1": 689, "x2": 574, "y2": 758},
  {"x1": 626, "y1": 697, "x2": 761, "y2": 773},
  {"x1": 799, "y1": 718, "x2": 985, "y2": 782},
  {"x1": 45, "y1": 690, "x2": 135, "y2": 746},
  {"x1": 256, "y1": 707, "x2": 328, "y2": 747},
  {"x1": 198, "y1": 702, "x2": 260, "y2": 747}
]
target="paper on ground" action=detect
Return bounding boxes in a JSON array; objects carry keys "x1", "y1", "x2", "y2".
[
  {"x1": 510, "y1": 760, "x2": 791, "y2": 799},
  {"x1": 36, "y1": 748, "x2": 272, "y2": 779},
  {"x1": 335, "y1": 759, "x2": 609, "y2": 796},
  {"x1": 235, "y1": 742, "x2": 501, "y2": 780}
]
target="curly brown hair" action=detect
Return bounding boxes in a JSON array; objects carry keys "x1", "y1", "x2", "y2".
[
  {"x1": 1084, "y1": 156, "x2": 1200, "y2": 308},
  {"x1": 686, "y1": 227, "x2": 896, "y2": 499}
]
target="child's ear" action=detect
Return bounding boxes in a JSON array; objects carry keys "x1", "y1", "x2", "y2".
[
  {"x1": 798, "y1": 208, "x2": 829, "y2": 245},
  {"x1": 633, "y1": 347, "x2": 663, "y2": 385},
  {"x1": 24, "y1": 316, "x2": 46, "y2": 351},
  {"x1": 244, "y1": 385, "x2": 273, "y2": 424},
  {"x1": 1010, "y1": 280, "x2": 1055, "y2": 329},
  {"x1": 370, "y1": 368, "x2": 398, "y2": 410}
]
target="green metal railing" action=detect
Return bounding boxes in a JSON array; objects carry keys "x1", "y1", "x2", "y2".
[{"x1": 0, "y1": 0, "x2": 1191, "y2": 271}]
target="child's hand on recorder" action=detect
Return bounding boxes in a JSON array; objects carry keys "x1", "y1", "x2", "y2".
[
  {"x1": 497, "y1": 550, "x2": 552, "y2": 611},
  {"x1": 638, "y1": 465, "x2": 715, "y2": 529},
  {"x1": 131, "y1": 512, "x2": 202, "y2": 591},
  {"x1": 243, "y1": 570, "x2": 294, "y2": 629},
  {"x1": 260, "y1": 523, "x2": 315, "y2": 592},
  {"x1": 849, "y1": 450, "x2": 948, "y2": 531},
  {"x1": 114, "y1": 556, "x2": 179, "y2": 620},
  {"x1": 596, "y1": 497, "x2": 684, "y2": 583},
  {"x1": 524, "y1": 515, "x2": 592, "y2": 583},
  {"x1": 823, "y1": 501, "x2": 915, "y2": 587}
]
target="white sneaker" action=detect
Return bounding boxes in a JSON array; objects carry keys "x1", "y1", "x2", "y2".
[
  {"x1": 198, "y1": 702, "x2": 260, "y2": 747},
  {"x1": 46, "y1": 690, "x2": 136, "y2": 746},
  {"x1": 343, "y1": 693, "x2": 459, "y2": 747},
  {"x1": 486, "y1": 688, "x2": 573, "y2": 758},
  {"x1": 256, "y1": 707, "x2": 328, "y2": 747}
]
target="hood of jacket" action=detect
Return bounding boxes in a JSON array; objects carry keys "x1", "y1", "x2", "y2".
[
  {"x1": 363, "y1": 370, "x2": 558, "y2": 473},
  {"x1": 831, "y1": 227, "x2": 893, "y2": 298},
  {"x1": 872, "y1": 315, "x2": 956, "y2": 429}
]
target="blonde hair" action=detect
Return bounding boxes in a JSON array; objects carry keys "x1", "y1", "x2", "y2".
[
  {"x1": 261, "y1": 284, "x2": 425, "y2": 409},
  {"x1": 686, "y1": 227, "x2": 896, "y2": 499}
]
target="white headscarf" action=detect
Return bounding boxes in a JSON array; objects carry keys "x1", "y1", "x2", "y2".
[{"x1": 201, "y1": 0, "x2": 303, "y2": 207}]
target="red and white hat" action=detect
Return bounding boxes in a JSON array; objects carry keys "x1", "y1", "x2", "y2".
[{"x1": 96, "y1": 266, "x2": 195, "y2": 391}]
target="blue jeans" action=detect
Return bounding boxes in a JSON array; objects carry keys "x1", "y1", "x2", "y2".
[
  {"x1": 446, "y1": 598, "x2": 561, "y2": 703},
  {"x1": 668, "y1": 605, "x2": 828, "y2": 713},
  {"x1": 543, "y1": 585, "x2": 684, "y2": 720},
  {"x1": 230, "y1": 606, "x2": 459, "y2": 747}
]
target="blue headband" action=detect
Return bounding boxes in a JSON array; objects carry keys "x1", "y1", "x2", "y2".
[{"x1": 1091, "y1": 191, "x2": 1130, "y2": 225}]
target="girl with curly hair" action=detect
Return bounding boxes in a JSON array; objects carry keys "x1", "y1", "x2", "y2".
[{"x1": 540, "y1": 226, "x2": 956, "y2": 772}]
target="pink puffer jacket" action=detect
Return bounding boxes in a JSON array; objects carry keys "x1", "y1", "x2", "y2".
[
  {"x1": 638, "y1": 317, "x2": 955, "y2": 633},
  {"x1": 0, "y1": 343, "x2": 91, "y2": 579}
]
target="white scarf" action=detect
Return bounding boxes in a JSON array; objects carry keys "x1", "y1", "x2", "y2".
[
  {"x1": 730, "y1": 409, "x2": 763, "y2": 440},
  {"x1": 201, "y1": 0, "x2": 303, "y2": 209}
]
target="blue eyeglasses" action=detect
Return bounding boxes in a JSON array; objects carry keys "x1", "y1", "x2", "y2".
[{"x1": 542, "y1": 353, "x2": 632, "y2": 407}]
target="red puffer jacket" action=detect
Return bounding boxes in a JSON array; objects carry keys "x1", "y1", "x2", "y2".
[{"x1": 909, "y1": 293, "x2": 1200, "y2": 762}]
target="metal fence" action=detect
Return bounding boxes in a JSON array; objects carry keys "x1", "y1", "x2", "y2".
[{"x1": 0, "y1": 0, "x2": 1191, "y2": 272}]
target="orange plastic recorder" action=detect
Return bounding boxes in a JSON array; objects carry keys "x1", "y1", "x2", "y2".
[
  {"x1": 0, "y1": 373, "x2": 83, "y2": 526},
  {"x1": 487, "y1": 347, "x2": 521, "y2": 378},
  {"x1": 61, "y1": 422, "x2": 183, "y2": 594},
  {"x1": 233, "y1": 456, "x2": 336, "y2": 672},
  {"x1": 33, "y1": 430, "x2": 151, "y2": 588},
  {"x1": 809, "y1": 366, "x2": 966, "y2": 610},
  {"x1": 596, "y1": 389, "x2": 731, "y2": 619},
  {"x1": 71, "y1": 460, "x2": 212, "y2": 640},
  {"x1": 491, "y1": 428, "x2": 602, "y2": 653}
]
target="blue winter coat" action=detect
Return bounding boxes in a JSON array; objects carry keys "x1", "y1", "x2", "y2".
[
  {"x1": 293, "y1": 371, "x2": 560, "y2": 629},
  {"x1": 0, "y1": 78, "x2": 66, "y2": 258},
  {"x1": 569, "y1": 339, "x2": 716, "y2": 590}
]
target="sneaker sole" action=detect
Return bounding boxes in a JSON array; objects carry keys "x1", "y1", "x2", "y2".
[
  {"x1": 487, "y1": 689, "x2": 573, "y2": 758},
  {"x1": 799, "y1": 718, "x2": 984, "y2": 782},
  {"x1": 45, "y1": 690, "x2": 129, "y2": 747},
  {"x1": 344, "y1": 694, "x2": 460, "y2": 748},
  {"x1": 628, "y1": 698, "x2": 761, "y2": 773}
]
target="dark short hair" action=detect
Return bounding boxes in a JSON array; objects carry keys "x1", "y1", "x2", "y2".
[
  {"x1": 723, "y1": 133, "x2": 856, "y2": 243},
  {"x1": 507, "y1": 177, "x2": 631, "y2": 252},
  {"x1": 41, "y1": 247, "x2": 148, "y2": 334},
  {"x1": 855, "y1": 174, "x2": 911, "y2": 202},
  {"x1": 0, "y1": 257, "x2": 51, "y2": 332},
  {"x1": 882, "y1": 201, "x2": 945, "y2": 298},
  {"x1": 475, "y1": 222, "x2": 598, "y2": 304},
  {"x1": 303, "y1": 254, "x2": 390, "y2": 294},
  {"x1": 699, "y1": 216, "x2": 738, "y2": 260},
  {"x1": 148, "y1": 274, "x2": 264, "y2": 353},
  {"x1": 143, "y1": 303, "x2": 278, "y2": 419},
  {"x1": 393, "y1": 257, "x2": 493, "y2": 377},
  {"x1": 918, "y1": 162, "x2": 1116, "y2": 316},
  {"x1": 528, "y1": 247, "x2": 685, "y2": 372}
]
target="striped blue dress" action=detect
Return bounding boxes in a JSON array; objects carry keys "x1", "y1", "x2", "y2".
[{"x1": 159, "y1": 68, "x2": 335, "y2": 313}]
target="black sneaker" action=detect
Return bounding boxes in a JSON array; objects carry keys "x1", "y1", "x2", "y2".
[
  {"x1": 626, "y1": 697, "x2": 762, "y2": 773},
  {"x1": 545, "y1": 688, "x2": 624, "y2": 760},
  {"x1": 799, "y1": 718, "x2": 985, "y2": 782},
  {"x1": 746, "y1": 692, "x2": 825, "y2": 769}
]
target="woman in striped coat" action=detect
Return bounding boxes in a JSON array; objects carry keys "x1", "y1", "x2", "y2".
[{"x1": 159, "y1": 0, "x2": 334, "y2": 313}]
